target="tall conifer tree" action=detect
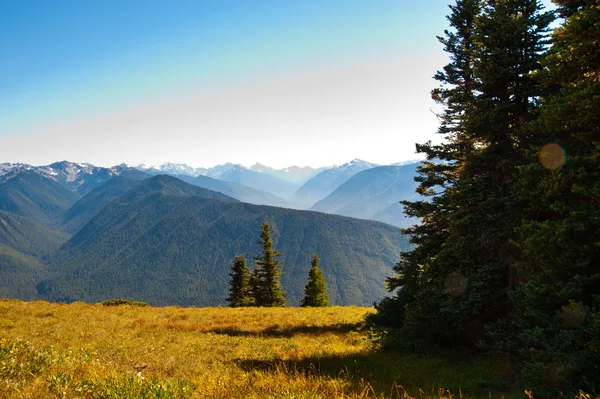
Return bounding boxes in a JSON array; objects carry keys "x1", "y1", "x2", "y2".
[
  {"x1": 430, "y1": 0, "x2": 554, "y2": 341},
  {"x1": 254, "y1": 220, "x2": 286, "y2": 307},
  {"x1": 371, "y1": 0, "x2": 481, "y2": 343},
  {"x1": 373, "y1": 0, "x2": 553, "y2": 346}
]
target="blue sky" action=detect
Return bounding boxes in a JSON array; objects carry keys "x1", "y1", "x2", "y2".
[{"x1": 0, "y1": 1, "x2": 554, "y2": 168}]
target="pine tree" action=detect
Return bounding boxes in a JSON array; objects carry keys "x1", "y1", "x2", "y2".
[
  {"x1": 370, "y1": 0, "x2": 481, "y2": 343},
  {"x1": 300, "y1": 254, "x2": 330, "y2": 307},
  {"x1": 226, "y1": 254, "x2": 254, "y2": 307},
  {"x1": 501, "y1": 1, "x2": 600, "y2": 392},
  {"x1": 429, "y1": 0, "x2": 554, "y2": 343},
  {"x1": 249, "y1": 265, "x2": 261, "y2": 306},
  {"x1": 253, "y1": 220, "x2": 286, "y2": 307},
  {"x1": 372, "y1": 0, "x2": 554, "y2": 347}
]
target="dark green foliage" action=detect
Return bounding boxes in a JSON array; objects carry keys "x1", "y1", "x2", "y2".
[
  {"x1": 0, "y1": 210, "x2": 68, "y2": 300},
  {"x1": 60, "y1": 176, "x2": 147, "y2": 234},
  {"x1": 374, "y1": 0, "x2": 599, "y2": 393},
  {"x1": 252, "y1": 221, "x2": 286, "y2": 307},
  {"x1": 300, "y1": 254, "x2": 330, "y2": 307},
  {"x1": 100, "y1": 299, "x2": 148, "y2": 307},
  {"x1": 375, "y1": 0, "x2": 484, "y2": 346},
  {"x1": 0, "y1": 245, "x2": 46, "y2": 301},
  {"x1": 39, "y1": 175, "x2": 409, "y2": 306},
  {"x1": 0, "y1": 211, "x2": 68, "y2": 257},
  {"x1": 374, "y1": 0, "x2": 554, "y2": 347},
  {"x1": 227, "y1": 254, "x2": 254, "y2": 307},
  {"x1": 493, "y1": 1, "x2": 600, "y2": 393}
]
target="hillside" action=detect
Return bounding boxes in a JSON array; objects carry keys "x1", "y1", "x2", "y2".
[
  {"x1": 0, "y1": 170, "x2": 81, "y2": 226},
  {"x1": 0, "y1": 246, "x2": 46, "y2": 300},
  {"x1": 0, "y1": 210, "x2": 68, "y2": 257},
  {"x1": 311, "y1": 164, "x2": 420, "y2": 227},
  {"x1": 60, "y1": 175, "x2": 149, "y2": 234},
  {"x1": 294, "y1": 159, "x2": 378, "y2": 208},
  {"x1": 0, "y1": 210, "x2": 68, "y2": 299},
  {"x1": 40, "y1": 176, "x2": 409, "y2": 306}
]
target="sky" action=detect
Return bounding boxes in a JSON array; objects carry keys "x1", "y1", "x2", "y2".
[{"x1": 0, "y1": 1, "x2": 553, "y2": 169}]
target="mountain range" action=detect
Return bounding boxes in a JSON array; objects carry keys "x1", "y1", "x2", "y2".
[
  {"x1": 137, "y1": 162, "x2": 325, "y2": 185},
  {"x1": 0, "y1": 159, "x2": 421, "y2": 306},
  {"x1": 37, "y1": 175, "x2": 409, "y2": 306},
  {"x1": 293, "y1": 159, "x2": 379, "y2": 208},
  {"x1": 311, "y1": 164, "x2": 421, "y2": 227}
]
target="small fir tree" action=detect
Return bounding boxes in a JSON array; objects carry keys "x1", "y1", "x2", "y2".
[
  {"x1": 253, "y1": 220, "x2": 286, "y2": 307},
  {"x1": 300, "y1": 254, "x2": 330, "y2": 307},
  {"x1": 226, "y1": 254, "x2": 253, "y2": 307}
]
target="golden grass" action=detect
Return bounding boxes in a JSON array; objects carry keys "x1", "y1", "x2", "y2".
[{"x1": 0, "y1": 300, "x2": 528, "y2": 398}]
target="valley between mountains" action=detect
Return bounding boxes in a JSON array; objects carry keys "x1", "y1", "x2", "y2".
[{"x1": 0, "y1": 159, "x2": 420, "y2": 306}]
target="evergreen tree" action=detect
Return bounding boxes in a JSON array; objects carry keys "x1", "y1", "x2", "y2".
[
  {"x1": 249, "y1": 265, "x2": 261, "y2": 306},
  {"x1": 370, "y1": 0, "x2": 481, "y2": 343},
  {"x1": 253, "y1": 220, "x2": 286, "y2": 307},
  {"x1": 300, "y1": 254, "x2": 330, "y2": 307},
  {"x1": 226, "y1": 254, "x2": 253, "y2": 307},
  {"x1": 429, "y1": 0, "x2": 554, "y2": 343},
  {"x1": 372, "y1": 0, "x2": 554, "y2": 347},
  {"x1": 500, "y1": 0, "x2": 600, "y2": 392}
]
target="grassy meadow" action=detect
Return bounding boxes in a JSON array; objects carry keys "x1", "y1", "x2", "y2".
[{"x1": 0, "y1": 300, "x2": 532, "y2": 398}]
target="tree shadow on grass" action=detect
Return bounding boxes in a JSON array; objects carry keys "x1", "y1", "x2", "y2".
[
  {"x1": 208, "y1": 322, "x2": 363, "y2": 337},
  {"x1": 235, "y1": 351, "x2": 513, "y2": 399}
]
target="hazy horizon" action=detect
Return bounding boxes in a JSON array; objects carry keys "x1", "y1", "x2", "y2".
[
  {"x1": 0, "y1": 1, "x2": 554, "y2": 168},
  {"x1": 0, "y1": 156, "x2": 424, "y2": 171}
]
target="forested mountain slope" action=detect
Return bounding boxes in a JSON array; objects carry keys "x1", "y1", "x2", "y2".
[
  {"x1": 40, "y1": 176, "x2": 409, "y2": 306},
  {"x1": 60, "y1": 175, "x2": 149, "y2": 234},
  {"x1": 0, "y1": 171, "x2": 80, "y2": 226}
]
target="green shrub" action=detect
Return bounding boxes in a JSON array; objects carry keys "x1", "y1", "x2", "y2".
[{"x1": 101, "y1": 299, "x2": 149, "y2": 307}]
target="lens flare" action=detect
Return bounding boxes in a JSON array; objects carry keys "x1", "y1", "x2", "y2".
[{"x1": 538, "y1": 143, "x2": 566, "y2": 170}]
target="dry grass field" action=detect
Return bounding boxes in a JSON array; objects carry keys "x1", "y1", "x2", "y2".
[{"x1": 0, "y1": 300, "x2": 528, "y2": 398}]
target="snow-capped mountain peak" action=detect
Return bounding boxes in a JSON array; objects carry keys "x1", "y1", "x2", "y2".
[{"x1": 135, "y1": 163, "x2": 208, "y2": 177}]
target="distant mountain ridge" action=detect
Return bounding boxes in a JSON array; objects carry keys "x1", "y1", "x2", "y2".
[
  {"x1": 311, "y1": 164, "x2": 420, "y2": 227},
  {"x1": 216, "y1": 165, "x2": 298, "y2": 199},
  {"x1": 0, "y1": 161, "x2": 144, "y2": 195},
  {"x1": 249, "y1": 163, "x2": 327, "y2": 184},
  {"x1": 293, "y1": 159, "x2": 379, "y2": 208},
  {"x1": 169, "y1": 174, "x2": 290, "y2": 208},
  {"x1": 1, "y1": 158, "x2": 422, "y2": 220},
  {"x1": 135, "y1": 162, "x2": 326, "y2": 185},
  {"x1": 0, "y1": 162, "x2": 148, "y2": 226}
]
